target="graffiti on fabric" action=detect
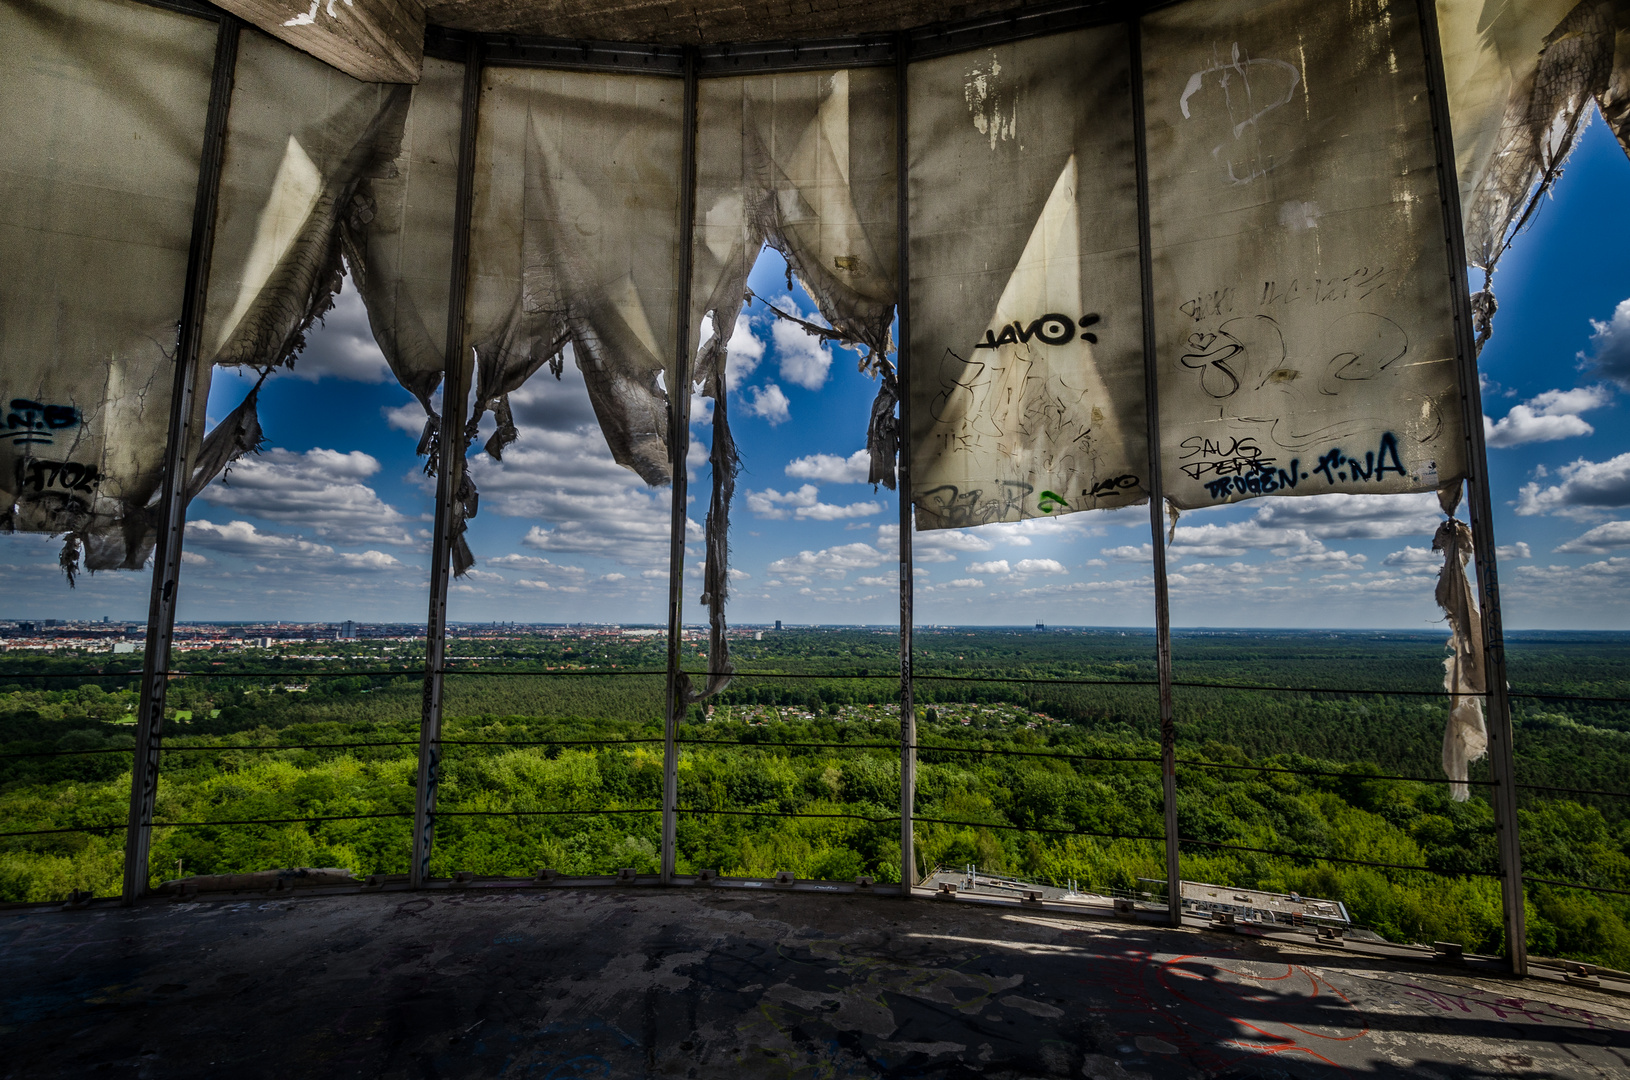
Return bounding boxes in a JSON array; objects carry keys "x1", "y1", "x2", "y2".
[
  {"x1": 4, "y1": 399, "x2": 81, "y2": 447},
  {"x1": 1185, "y1": 431, "x2": 1410, "y2": 500},
  {"x1": 974, "y1": 313, "x2": 1100, "y2": 351}
]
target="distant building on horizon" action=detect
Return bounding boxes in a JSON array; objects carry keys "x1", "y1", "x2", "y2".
[
  {"x1": 774, "y1": 620, "x2": 782, "y2": 631},
  {"x1": 1036, "y1": 623, "x2": 1045, "y2": 630},
  {"x1": 339, "y1": 620, "x2": 358, "y2": 639}
]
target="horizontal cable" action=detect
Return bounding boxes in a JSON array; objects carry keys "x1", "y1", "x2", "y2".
[
  {"x1": 439, "y1": 667, "x2": 666, "y2": 677},
  {"x1": 7, "y1": 666, "x2": 1630, "y2": 704},
  {"x1": 914, "y1": 815, "x2": 1166, "y2": 843},
  {"x1": 158, "y1": 740, "x2": 418, "y2": 753},
  {"x1": 433, "y1": 808, "x2": 659, "y2": 818},
  {"x1": 1515, "y1": 781, "x2": 1630, "y2": 799},
  {"x1": 916, "y1": 744, "x2": 1163, "y2": 766},
  {"x1": 680, "y1": 738, "x2": 900, "y2": 751},
  {"x1": 678, "y1": 808, "x2": 897, "y2": 824},
  {"x1": 1509, "y1": 691, "x2": 1630, "y2": 705},
  {"x1": 913, "y1": 673, "x2": 1157, "y2": 689},
  {"x1": 438, "y1": 737, "x2": 664, "y2": 749},
  {"x1": 1175, "y1": 759, "x2": 1495, "y2": 787},
  {"x1": 1177, "y1": 837, "x2": 1499, "y2": 877},
  {"x1": 0, "y1": 746, "x2": 135, "y2": 760},
  {"x1": 151, "y1": 812, "x2": 411, "y2": 827},
  {"x1": 689, "y1": 670, "x2": 911, "y2": 681},
  {"x1": 0, "y1": 823, "x2": 127, "y2": 838},
  {"x1": 1522, "y1": 876, "x2": 1630, "y2": 898}
]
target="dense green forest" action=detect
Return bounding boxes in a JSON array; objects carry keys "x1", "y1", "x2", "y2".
[{"x1": 2, "y1": 627, "x2": 1628, "y2": 969}]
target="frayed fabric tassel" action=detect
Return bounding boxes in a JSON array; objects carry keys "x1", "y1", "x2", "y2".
[
  {"x1": 59, "y1": 534, "x2": 82, "y2": 587},
  {"x1": 1434, "y1": 484, "x2": 1487, "y2": 801}
]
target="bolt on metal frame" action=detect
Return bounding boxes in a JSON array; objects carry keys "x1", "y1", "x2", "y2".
[{"x1": 104, "y1": 0, "x2": 1529, "y2": 958}]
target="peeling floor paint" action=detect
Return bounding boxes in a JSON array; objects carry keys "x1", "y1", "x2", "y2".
[{"x1": 2, "y1": 888, "x2": 1628, "y2": 1078}]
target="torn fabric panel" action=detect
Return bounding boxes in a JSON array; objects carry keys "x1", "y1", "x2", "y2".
[
  {"x1": 1434, "y1": 485, "x2": 1488, "y2": 801},
  {"x1": 347, "y1": 57, "x2": 464, "y2": 424},
  {"x1": 457, "y1": 69, "x2": 683, "y2": 580},
  {"x1": 688, "y1": 68, "x2": 899, "y2": 694},
  {"x1": 906, "y1": 28, "x2": 1150, "y2": 530},
  {"x1": 0, "y1": 0, "x2": 216, "y2": 576},
  {"x1": 1143, "y1": 0, "x2": 1466, "y2": 511},
  {"x1": 200, "y1": 27, "x2": 412, "y2": 377},
  {"x1": 1438, "y1": 0, "x2": 1616, "y2": 272},
  {"x1": 467, "y1": 68, "x2": 684, "y2": 488}
]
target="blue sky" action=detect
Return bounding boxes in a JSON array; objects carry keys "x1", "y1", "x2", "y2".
[{"x1": 8, "y1": 113, "x2": 1630, "y2": 629}]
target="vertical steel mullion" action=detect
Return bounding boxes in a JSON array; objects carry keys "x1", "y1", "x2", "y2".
[
  {"x1": 662, "y1": 49, "x2": 700, "y2": 885},
  {"x1": 122, "y1": 16, "x2": 239, "y2": 905},
  {"x1": 1416, "y1": 0, "x2": 1526, "y2": 975},
  {"x1": 1128, "y1": 17, "x2": 1183, "y2": 928},
  {"x1": 412, "y1": 39, "x2": 484, "y2": 889},
  {"x1": 894, "y1": 33, "x2": 917, "y2": 897}
]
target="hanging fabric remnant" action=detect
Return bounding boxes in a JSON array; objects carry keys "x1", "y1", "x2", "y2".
[
  {"x1": 0, "y1": 0, "x2": 216, "y2": 580},
  {"x1": 1438, "y1": 0, "x2": 1627, "y2": 350},
  {"x1": 194, "y1": 30, "x2": 462, "y2": 539},
  {"x1": 907, "y1": 28, "x2": 1150, "y2": 530},
  {"x1": 1434, "y1": 484, "x2": 1488, "y2": 801},
  {"x1": 690, "y1": 67, "x2": 899, "y2": 696},
  {"x1": 1142, "y1": 0, "x2": 1466, "y2": 511},
  {"x1": 461, "y1": 67, "x2": 684, "y2": 573},
  {"x1": 201, "y1": 28, "x2": 412, "y2": 376}
]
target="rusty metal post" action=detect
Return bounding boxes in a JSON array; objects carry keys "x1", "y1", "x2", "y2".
[
  {"x1": 1416, "y1": 0, "x2": 1527, "y2": 975},
  {"x1": 662, "y1": 48, "x2": 700, "y2": 884},
  {"x1": 123, "y1": 16, "x2": 240, "y2": 904},
  {"x1": 895, "y1": 33, "x2": 918, "y2": 896},
  {"x1": 1128, "y1": 17, "x2": 1184, "y2": 927},
  {"x1": 411, "y1": 39, "x2": 483, "y2": 888}
]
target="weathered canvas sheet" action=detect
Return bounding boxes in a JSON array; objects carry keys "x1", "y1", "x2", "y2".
[
  {"x1": 688, "y1": 67, "x2": 898, "y2": 694},
  {"x1": 465, "y1": 68, "x2": 684, "y2": 486},
  {"x1": 350, "y1": 57, "x2": 463, "y2": 421},
  {"x1": 691, "y1": 68, "x2": 898, "y2": 369},
  {"x1": 906, "y1": 27, "x2": 1150, "y2": 531},
  {"x1": 201, "y1": 27, "x2": 413, "y2": 376},
  {"x1": 1143, "y1": 0, "x2": 1466, "y2": 510},
  {"x1": 0, "y1": 0, "x2": 215, "y2": 571},
  {"x1": 1435, "y1": 0, "x2": 1581, "y2": 263}
]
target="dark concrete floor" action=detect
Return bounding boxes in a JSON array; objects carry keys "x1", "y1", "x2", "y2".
[{"x1": 4, "y1": 887, "x2": 1628, "y2": 1078}]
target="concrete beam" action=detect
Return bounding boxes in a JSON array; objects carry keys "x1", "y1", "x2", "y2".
[{"x1": 215, "y1": 0, "x2": 425, "y2": 83}]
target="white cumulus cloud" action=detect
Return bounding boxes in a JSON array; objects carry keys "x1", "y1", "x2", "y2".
[
  {"x1": 786, "y1": 449, "x2": 871, "y2": 484},
  {"x1": 1484, "y1": 385, "x2": 1610, "y2": 448},
  {"x1": 197, "y1": 447, "x2": 417, "y2": 546},
  {"x1": 745, "y1": 384, "x2": 791, "y2": 424},
  {"x1": 1516, "y1": 453, "x2": 1630, "y2": 520}
]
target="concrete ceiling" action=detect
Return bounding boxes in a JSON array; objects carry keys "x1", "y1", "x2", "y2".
[{"x1": 422, "y1": 0, "x2": 1027, "y2": 43}]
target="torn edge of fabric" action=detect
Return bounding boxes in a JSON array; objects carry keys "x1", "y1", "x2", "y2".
[
  {"x1": 745, "y1": 287, "x2": 899, "y2": 491},
  {"x1": 60, "y1": 378, "x2": 268, "y2": 586},
  {"x1": 1433, "y1": 483, "x2": 1488, "y2": 801},
  {"x1": 1464, "y1": 0, "x2": 1624, "y2": 354}
]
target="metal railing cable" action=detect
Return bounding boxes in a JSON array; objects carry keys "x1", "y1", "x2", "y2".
[
  {"x1": 0, "y1": 736, "x2": 1520, "y2": 793},
  {"x1": 1521, "y1": 876, "x2": 1630, "y2": 898},
  {"x1": 11, "y1": 665, "x2": 1630, "y2": 705}
]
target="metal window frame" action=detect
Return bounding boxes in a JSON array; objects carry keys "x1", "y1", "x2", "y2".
[
  {"x1": 411, "y1": 38, "x2": 486, "y2": 889},
  {"x1": 895, "y1": 32, "x2": 918, "y2": 896},
  {"x1": 1415, "y1": 0, "x2": 1526, "y2": 976},
  {"x1": 662, "y1": 48, "x2": 702, "y2": 886},
  {"x1": 122, "y1": 12, "x2": 241, "y2": 904},
  {"x1": 91, "y1": 0, "x2": 1527, "y2": 957},
  {"x1": 1127, "y1": 16, "x2": 1183, "y2": 929}
]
